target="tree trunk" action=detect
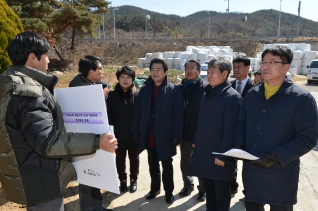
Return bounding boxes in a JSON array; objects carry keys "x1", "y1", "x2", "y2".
[
  {"x1": 54, "y1": 47, "x2": 64, "y2": 61},
  {"x1": 71, "y1": 27, "x2": 76, "y2": 51}
]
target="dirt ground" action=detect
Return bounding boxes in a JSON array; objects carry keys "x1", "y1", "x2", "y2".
[{"x1": 1, "y1": 74, "x2": 318, "y2": 211}]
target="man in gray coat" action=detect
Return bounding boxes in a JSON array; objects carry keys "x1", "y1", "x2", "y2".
[{"x1": 233, "y1": 46, "x2": 318, "y2": 211}]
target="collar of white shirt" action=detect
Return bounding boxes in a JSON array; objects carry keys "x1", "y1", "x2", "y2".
[{"x1": 236, "y1": 77, "x2": 249, "y2": 89}]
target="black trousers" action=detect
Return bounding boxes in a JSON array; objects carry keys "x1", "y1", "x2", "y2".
[
  {"x1": 115, "y1": 148, "x2": 140, "y2": 181},
  {"x1": 147, "y1": 146, "x2": 174, "y2": 194},
  {"x1": 203, "y1": 178, "x2": 231, "y2": 211},
  {"x1": 180, "y1": 140, "x2": 205, "y2": 192},
  {"x1": 79, "y1": 185, "x2": 103, "y2": 211},
  {"x1": 245, "y1": 202, "x2": 293, "y2": 211}
]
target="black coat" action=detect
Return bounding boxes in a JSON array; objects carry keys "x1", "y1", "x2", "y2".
[
  {"x1": 106, "y1": 84, "x2": 138, "y2": 150},
  {"x1": 131, "y1": 76, "x2": 184, "y2": 161},
  {"x1": 231, "y1": 78, "x2": 254, "y2": 98},
  {"x1": 180, "y1": 78, "x2": 208, "y2": 142},
  {"x1": 234, "y1": 80, "x2": 318, "y2": 206},
  {"x1": 188, "y1": 80, "x2": 243, "y2": 180}
]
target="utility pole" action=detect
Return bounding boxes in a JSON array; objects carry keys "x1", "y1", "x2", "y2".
[
  {"x1": 245, "y1": 15, "x2": 248, "y2": 38},
  {"x1": 297, "y1": 1, "x2": 301, "y2": 36},
  {"x1": 225, "y1": 0, "x2": 230, "y2": 34},
  {"x1": 207, "y1": 11, "x2": 210, "y2": 38},
  {"x1": 277, "y1": 0, "x2": 282, "y2": 37},
  {"x1": 113, "y1": 8, "x2": 119, "y2": 40},
  {"x1": 145, "y1": 15, "x2": 150, "y2": 39}
]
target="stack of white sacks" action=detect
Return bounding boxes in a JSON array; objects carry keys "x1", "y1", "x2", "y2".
[
  {"x1": 137, "y1": 46, "x2": 247, "y2": 70},
  {"x1": 257, "y1": 43, "x2": 318, "y2": 76}
]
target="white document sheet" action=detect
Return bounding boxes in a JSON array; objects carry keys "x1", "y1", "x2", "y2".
[
  {"x1": 212, "y1": 149, "x2": 260, "y2": 160},
  {"x1": 55, "y1": 84, "x2": 119, "y2": 194}
]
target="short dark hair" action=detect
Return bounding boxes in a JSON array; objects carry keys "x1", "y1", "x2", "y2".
[
  {"x1": 79, "y1": 55, "x2": 102, "y2": 77},
  {"x1": 253, "y1": 70, "x2": 261, "y2": 76},
  {"x1": 233, "y1": 55, "x2": 250, "y2": 66},
  {"x1": 150, "y1": 58, "x2": 168, "y2": 72},
  {"x1": 214, "y1": 58, "x2": 232, "y2": 79},
  {"x1": 208, "y1": 58, "x2": 217, "y2": 68},
  {"x1": 116, "y1": 66, "x2": 136, "y2": 81},
  {"x1": 262, "y1": 46, "x2": 293, "y2": 64},
  {"x1": 7, "y1": 31, "x2": 50, "y2": 66},
  {"x1": 184, "y1": 59, "x2": 201, "y2": 71}
]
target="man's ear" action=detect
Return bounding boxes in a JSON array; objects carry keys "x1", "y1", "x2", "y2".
[{"x1": 222, "y1": 70, "x2": 228, "y2": 79}]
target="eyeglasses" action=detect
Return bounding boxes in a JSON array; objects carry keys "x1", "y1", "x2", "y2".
[
  {"x1": 185, "y1": 67, "x2": 198, "y2": 71},
  {"x1": 260, "y1": 61, "x2": 287, "y2": 66}
]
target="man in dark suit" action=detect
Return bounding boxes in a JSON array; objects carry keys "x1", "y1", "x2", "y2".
[
  {"x1": 231, "y1": 56, "x2": 254, "y2": 99},
  {"x1": 230, "y1": 55, "x2": 253, "y2": 195}
]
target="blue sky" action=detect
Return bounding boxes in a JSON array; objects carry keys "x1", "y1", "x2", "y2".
[{"x1": 111, "y1": 0, "x2": 318, "y2": 22}]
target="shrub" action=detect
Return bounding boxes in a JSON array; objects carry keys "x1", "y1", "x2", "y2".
[{"x1": 0, "y1": 0, "x2": 23, "y2": 73}]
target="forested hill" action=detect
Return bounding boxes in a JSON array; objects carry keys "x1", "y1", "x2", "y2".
[{"x1": 113, "y1": 5, "x2": 318, "y2": 38}]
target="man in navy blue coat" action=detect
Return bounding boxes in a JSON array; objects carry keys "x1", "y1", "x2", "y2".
[
  {"x1": 233, "y1": 46, "x2": 318, "y2": 211},
  {"x1": 188, "y1": 58, "x2": 243, "y2": 211},
  {"x1": 132, "y1": 58, "x2": 183, "y2": 203}
]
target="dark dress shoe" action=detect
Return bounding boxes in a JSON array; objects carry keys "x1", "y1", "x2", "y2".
[
  {"x1": 120, "y1": 180, "x2": 128, "y2": 192},
  {"x1": 179, "y1": 187, "x2": 194, "y2": 196},
  {"x1": 165, "y1": 193, "x2": 174, "y2": 203},
  {"x1": 197, "y1": 191, "x2": 206, "y2": 201},
  {"x1": 130, "y1": 179, "x2": 137, "y2": 192},
  {"x1": 102, "y1": 208, "x2": 113, "y2": 211},
  {"x1": 146, "y1": 190, "x2": 160, "y2": 199}
]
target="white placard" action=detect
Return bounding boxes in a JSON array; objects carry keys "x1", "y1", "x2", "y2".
[
  {"x1": 213, "y1": 149, "x2": 260, "y2": 160},
  {"x1": 55, "y1": 84, "x2": 119, "y2": 194}
]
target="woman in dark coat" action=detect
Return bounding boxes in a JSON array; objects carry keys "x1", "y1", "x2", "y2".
[{"x1": 106, "y1": 66, "x2": 139, "y2": 192}]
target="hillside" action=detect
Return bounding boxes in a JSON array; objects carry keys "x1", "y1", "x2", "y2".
[{"x1": 111, "y1": 6, "x2": 318, "y2": 39}]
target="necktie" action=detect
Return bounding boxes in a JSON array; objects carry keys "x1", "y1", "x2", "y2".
[{"x1": 237, "y1": 81, "x2": 242, "y2": 94}]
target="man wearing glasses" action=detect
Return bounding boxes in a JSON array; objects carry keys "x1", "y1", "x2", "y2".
[{"x1": 233, "y1": 46, "x2": 318, "y2": 211}]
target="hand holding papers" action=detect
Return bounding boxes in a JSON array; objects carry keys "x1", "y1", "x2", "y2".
[
  {"x1": 100, "y1": 133, "x2": 118, "y2": 153},
  {"x1": 213, "y1": 149, "x2": 260, "y2": 160}
]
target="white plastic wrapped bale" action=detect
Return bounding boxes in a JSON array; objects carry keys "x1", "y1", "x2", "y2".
[
  {"x1": 186, "y1": 46, "x2": 193, "y2": 52},
  {"x1": 302, "y1": 58, "x2": 313, "y2": 67},
  {"x1": 199, "y1": 60, "x2": 207, "y2": 65},
  {"x1": 163, "y1": 52, "x2": 169, "y2": 58},
  {"x1": 175, "y1": 51, "x2": 183, "y2": 58},
  {"x1": 192, "y1": 47, "x2": 201, "y2": 54},
  {"x1": 257, "y1": 52, "x2": 262, "y2": 59},
  {"x1": 304, "y1": 51, "x2": 317, "y2": 60},
  {"x1": 208, "y1": 47, "x2": 219, "y2": 55},
  {"x1": 145, "y1": 58, "x2": 152, "y2": 66},
  {"x1": 198, "y1": 53, "x2": 207, "y2": 61},
  {"x1": 248, "y1": 58, "x2": 255, "y2": 65},
  {"x1": 301, "y1": 66, "x2": 309, "y2": 75},
  {"x1": 232, "y1": 52, "x2": 238, "y2": 57},
  {"x1": 263, "y1": 44, "x2": 272, "y2": 50},
  {"x1": 179, "y1": 59, "x2": 187, "y2": 70},
  {"x1": 137, "y1": 58, "x2": 146, "y2": 68},
  {"x1": 291, "y1": 59, "x2": 302, "y2": 68},
  {"x1": 254, "y1": 64, "x2": 261, "y2": 72},
  {"x1": 293, "y1": 50, "x2": 304, "y2": 59},
  {"x1": 167, "y1": 52, "x2": 175, "y2": 58},
  {"x1": 151, "y1": 53, "x2": 157, "y2": 59},
  {"x1": 289, "y1": 68, "x2": 297, "y2": 76},
  {"x1": 157, "y1": 52, "x2": 163, "y2": 59},
  {"x1": 288, "y1": 43, "x2": 298, "y2": 51},
  {"x1": 298, "y1": 43, "x2": 311, "y2": 51},
  {"x1": 164, "y1": 58, "x2": 174, "y2": 66},
  {"x1": 218, "y1": 49, "x2": 229, "y2": 56},
  {"x1": 297, "y1": 67, "x2": 301, "y2": 75},
  {"x1": 238, "y1": 52, "x2": 246, "y2": 57},
  {"x1": 174, "y1": 58, "x2": 181, "y2": 66},
  {"x1": 182, "y1": 52, "x2": 190, "y2": 60},
  {"x1": 224, "y1": 55, "x2": 233, "y2": 63},
  {"x1": 207, "y1": 54, "x2": 216, "y2": 61},
  {"x1": 189, "y1": 54, "x2": 198, "y2": 60},
  {"x1": 145, "y1": 53, "x2": 152, "y2": 59}
]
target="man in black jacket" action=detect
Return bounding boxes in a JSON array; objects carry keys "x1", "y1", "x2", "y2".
[
  {"x1": 179, "y1": 60, "x2": 207, "y2": 201},
  {"x1": 231, "y1": 56, "x2": 254, "y2": 98},
  {"x1": 69, "y1": 55, "x2": 112, "y2": 211},
  {"x1": 0, "y1": 32, "x2": 117, "y2": 211},
  {"x1": 132, "y1": 59, "x2": 184, "y2": 203},
  {"x1": 230, "y1": 55, "x2": 254, "y2": 194}
]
